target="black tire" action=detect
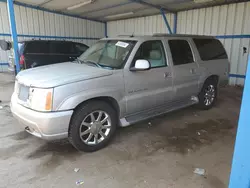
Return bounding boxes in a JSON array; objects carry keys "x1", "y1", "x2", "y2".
[
  {"x1": 68, "y1": 100, "x2": 117, "y2": 152},
  {"x1": 197, "y1": 79, "x2": 218, "y2": 110}
]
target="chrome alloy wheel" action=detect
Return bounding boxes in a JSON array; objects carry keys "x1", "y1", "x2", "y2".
[
  {"x1": 79, "y1": 111, "x2": 111, "y2": 145},
  {"x1": 204, "y1": 84, "x2": 215, "y2": 106}
]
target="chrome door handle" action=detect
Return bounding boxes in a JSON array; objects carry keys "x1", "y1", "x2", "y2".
[
  {"x1": 164, "y1": 72, "x2": 172, "y2": 78},
  {"x1": 190, "y1": 68, "x2": 196, "y2": 74}
]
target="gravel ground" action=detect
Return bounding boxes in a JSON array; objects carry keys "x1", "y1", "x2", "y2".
[{"x1": 0, "y1": 72, "x2": 242, "y2": 188}]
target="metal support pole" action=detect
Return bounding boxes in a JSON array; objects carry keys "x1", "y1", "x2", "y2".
[
  {"x1": 7, "y1": 0, "x2": 20, "y2": 73},
  {"x1": 229, "y1": 54, "x2": 250, "y2": 188},
  {"x1": 160, "y1": 9, "x2": 172, "y2": 34},
  {"x1": 173, "y1": 13, "x2": 177, "y2": 34}
]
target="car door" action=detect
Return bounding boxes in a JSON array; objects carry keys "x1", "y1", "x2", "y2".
[
  {"x1": 124, "y1": 40, "x2": 174, "y2": 115},
  {"x1": 168, "y1": 39, "x2": 199, "y2": 100}
]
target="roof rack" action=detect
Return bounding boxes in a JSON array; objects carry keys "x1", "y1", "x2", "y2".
[
  {"x1": 117, "y1": 34, "x2": 134, "y2": 37},
  {"x1": 153, "y1": 33, "x2": 215, "y2": 38},
  {"x1": 153, "y1": 33, "x2": 171, "y2": 37}
]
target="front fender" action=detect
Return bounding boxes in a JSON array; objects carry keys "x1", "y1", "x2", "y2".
[{"x1": 56, "y1": 88, "x2": 126, "y2": 116}]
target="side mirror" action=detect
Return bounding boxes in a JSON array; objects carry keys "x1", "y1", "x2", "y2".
[
  {"x1": 130, "y1": 59, "x2": 151, "y2": 71},
  {"x1": 0, "y1": 40, "x2": 11, "y2": 51}
]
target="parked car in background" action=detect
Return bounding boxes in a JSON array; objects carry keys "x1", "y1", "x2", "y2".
[
  {"x1": 11, "y1": 34, "x2": 229, "y2": 152},
  {"x1": 0, "y1": 40, "x2": 89, "y2": 71}
]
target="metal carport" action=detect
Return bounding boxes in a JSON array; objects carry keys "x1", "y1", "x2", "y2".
[{"x1": 1, "y1": 0, "x2": 250, "y2": 187}]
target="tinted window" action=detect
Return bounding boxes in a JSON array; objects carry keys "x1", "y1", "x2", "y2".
[
  {"x1": 75, "y1": 43, "x2": 88, "y2": 54},
  {"x1": 169, "y1": 40, "x2": 194, "y2": 66},
  {"x1": 50, "y1": 41, "x2": 75, "y2": 54},
  {"x1": 25, "y1": 41, "x2": 49, "y2": 54},
  {"x1": 133, "y1": 40, "x2": 167, "y2": 68},
  {"x1": 193, "y1": 38, "x2": 228, "y2": 61}
]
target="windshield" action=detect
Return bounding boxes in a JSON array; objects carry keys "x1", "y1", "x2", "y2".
[{"x1": 79, "y1": 40, "x2": 137, "y2": 69}]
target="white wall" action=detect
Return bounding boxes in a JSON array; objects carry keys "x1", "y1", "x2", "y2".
[
  {"x1": 0, "y1": 1, "x2": 105, "y2": 71},
  {"x1": 107, "y1": 13, "x2": 175, "y2": 37},
  {"x1": 178, "y1": 1, "x2": 250, "y2": 85}
]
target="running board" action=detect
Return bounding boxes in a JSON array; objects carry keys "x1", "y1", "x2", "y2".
[{"x1": 119, "y1": 96, "x2": 198, "y2": 127}]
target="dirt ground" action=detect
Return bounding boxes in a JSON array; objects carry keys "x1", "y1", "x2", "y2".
[{"x1": 0, "y1": 72, "x2": 242, "y2": 188}]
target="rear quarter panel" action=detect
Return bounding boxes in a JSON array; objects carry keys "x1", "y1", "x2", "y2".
[
  {"x1": 198, "y1": 59, "x2": 229, "y2": 88},
  {"x1": 189, "y1": 38, "x2": 229, "y2": 89}
]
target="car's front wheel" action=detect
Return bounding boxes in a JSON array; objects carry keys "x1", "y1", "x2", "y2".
[{"x1": 68, "y1": 100, "x2": 117, "y2": 152}]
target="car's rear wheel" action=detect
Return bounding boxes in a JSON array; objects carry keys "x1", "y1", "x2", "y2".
[
  {"x1": 68, "y1": 100, "x2": 117, "y2": 152},
  {"x1": 197, "y1": 79, "x2": 218, "y2": 110}
]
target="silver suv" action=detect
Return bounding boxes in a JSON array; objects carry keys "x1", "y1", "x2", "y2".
[{"x1": 11, "y1": 34, "x2": 229, "y2": 152}]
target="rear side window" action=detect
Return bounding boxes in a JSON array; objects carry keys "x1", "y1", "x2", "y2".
[
  {"x1": 50, "y1": 41, "x2": 75, "y2": 54},
  {"x1": 168, "y1": 40, "x2": 194, "y2": 66},
  {"x1": 25, "y1": 41, "x2": 49, "y2": 54},
  {"x1": 193, "y1": 38, "x2": 228, "y2": 61}
]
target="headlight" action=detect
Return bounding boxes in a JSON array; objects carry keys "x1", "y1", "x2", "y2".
[{"x1": 28, "y1": 88, "x2": 53, "y2": 112}]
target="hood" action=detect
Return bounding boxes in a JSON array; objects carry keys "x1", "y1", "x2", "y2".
[{"x1": 16, "y1": 62, "x2": 113, "y2": 88}]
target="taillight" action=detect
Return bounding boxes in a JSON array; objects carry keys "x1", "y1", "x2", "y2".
[{"x1": 19, "y1": 55, "x2": 25, "y2": 69}]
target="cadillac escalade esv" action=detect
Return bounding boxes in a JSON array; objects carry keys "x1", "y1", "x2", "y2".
[{"x1": 11, "y1": 34, "x2": 229, "y2": 152}]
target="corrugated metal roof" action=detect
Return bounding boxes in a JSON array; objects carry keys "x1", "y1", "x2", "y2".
[{"x1": 13, "y1": 0, "x2": 249, "y2": 21}]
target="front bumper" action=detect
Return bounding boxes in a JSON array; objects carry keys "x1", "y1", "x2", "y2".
[{"x1": 10, "y1": 94, "x2": 73, "y2": 140}]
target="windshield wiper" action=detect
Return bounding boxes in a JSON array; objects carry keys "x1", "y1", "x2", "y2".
[
  {"x1": 76, "y1": 58, "x2": 98, "y2": 67},
  {"x1": 89, "y1": 62, "x2": 115, "y2": 70},
  {"x1": 99, "y1": 64, "x2": 114, "y2": 70},
  {"x1": 85, "y1": 60, "x2": 102, "y2": 68},
  {"x1": 77, "y1": 58, "x2": 114, "y2": 70},
  {"x1": 75, "y1": 58, "x2": 83, "y2": 64}
]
